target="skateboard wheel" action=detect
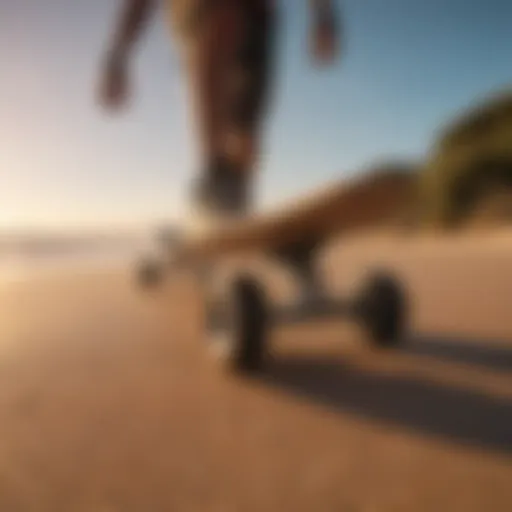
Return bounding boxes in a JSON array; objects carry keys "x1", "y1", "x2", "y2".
[
  {"x1": 207, "y1": 275, "x2": 268, "y2": 373},
  {"x1": 136, "y1": 258, "x2": 163, "y2": 289},
  {"x1": 356, "y1": 271, "x2": 407, "y2": 347}
]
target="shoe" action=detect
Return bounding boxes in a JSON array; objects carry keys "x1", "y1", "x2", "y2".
[{"x1": 184, "y1": 160, "x2": 252, "y2": 240}]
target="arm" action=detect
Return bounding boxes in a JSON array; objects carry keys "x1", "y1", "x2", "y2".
[
  {"x1": 308, "y1": 0, "x2": 341, "y2": 64},
  {"x1": 107, "y1": 0, "x2": 156, "y2": 60},
  {"x1": 99, "y1": 0, "x2": 156, "y2": 110},
  {"x1": 309, "y1": 0, "x2": 338, "y2": 28}
]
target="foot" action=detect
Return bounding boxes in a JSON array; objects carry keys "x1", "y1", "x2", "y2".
[{"x1": 185, "y1": 161, "x2": 252, "y2": 239}]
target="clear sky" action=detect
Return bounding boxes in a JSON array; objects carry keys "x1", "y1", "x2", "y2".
[{"x1": 1, "y1": 0, "x2": 511, "y2": 231}]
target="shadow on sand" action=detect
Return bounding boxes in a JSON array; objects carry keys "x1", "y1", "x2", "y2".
[
  {"x1": 403, "y1": 333, "x2": 512, "y2": 373},
  {"x1": 256, "y1": 334, "x2": 512, "y2": 455}
]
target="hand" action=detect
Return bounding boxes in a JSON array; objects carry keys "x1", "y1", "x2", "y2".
[
  {"x1": 311, "y1": 22, "x2": 339, "y2": 66},
  {"x1": 98, "y1": 50, "x2": 131, "y2": 112}
]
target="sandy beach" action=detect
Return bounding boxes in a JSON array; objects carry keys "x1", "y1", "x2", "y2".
[{"x1": 0, "y1": 231, "x2": 511, "y2": 511}]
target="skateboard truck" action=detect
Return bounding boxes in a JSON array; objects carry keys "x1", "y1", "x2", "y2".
[
  {"x1": 135, "y1": 238, "x2": 408, "y2": 375},
  {"x1": 271, "y1": 237, "x2": 325, "y2": 300},
  {"x1": 203, "y1": 238, "x2": 408, "y2": 374}
]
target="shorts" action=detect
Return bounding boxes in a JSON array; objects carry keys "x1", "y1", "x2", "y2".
[{"x1": 169, "y1": 0, "x2": 277, "y2": 135}]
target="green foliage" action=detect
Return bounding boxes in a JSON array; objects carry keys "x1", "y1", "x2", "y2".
[{"x1": 420, "y1": 90, "x2": 512, "y2": 227}]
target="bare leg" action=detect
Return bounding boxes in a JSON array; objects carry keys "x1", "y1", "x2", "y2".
[{"x1": 187, "y1": 1, "x2": 276, "y2": 214}]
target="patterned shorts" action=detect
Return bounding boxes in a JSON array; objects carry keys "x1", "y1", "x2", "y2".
[{"x1": 169, "y1": 0, "x2": 277, "y2": 133}]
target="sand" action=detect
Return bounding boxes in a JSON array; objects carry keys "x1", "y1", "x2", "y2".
[{"x1": 0, "y1": 231, "x2": 511, "y2": 512}]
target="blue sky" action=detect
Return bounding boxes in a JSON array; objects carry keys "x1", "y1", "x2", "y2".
[{"x1": 1, "y1": 0, "x2": 511, "y2": 231}]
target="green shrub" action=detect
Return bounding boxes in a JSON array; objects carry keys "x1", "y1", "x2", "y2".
[{"x1": 420, "y1": 90, "x2": 512, "y2": 227}]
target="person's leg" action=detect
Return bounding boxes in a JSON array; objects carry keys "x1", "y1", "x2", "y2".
[
  {"x1": 222, "y1": 1, "x2": 276, "y2": 198},
  {"x1": 188, "y1": 0, "x2": 277, "y2": 217}
]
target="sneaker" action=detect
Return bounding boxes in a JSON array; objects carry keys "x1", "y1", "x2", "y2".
[{"x1": 184, "y1": 160, "x2": 252, "y2": 240}]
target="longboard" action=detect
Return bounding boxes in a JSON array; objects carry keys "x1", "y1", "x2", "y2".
[
  {"x1": 138, "y1": 168, "x2": 415, "y2": 374},
  {"x1": 172, "y1": 169, "x2": 415, "y2": 263}
]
